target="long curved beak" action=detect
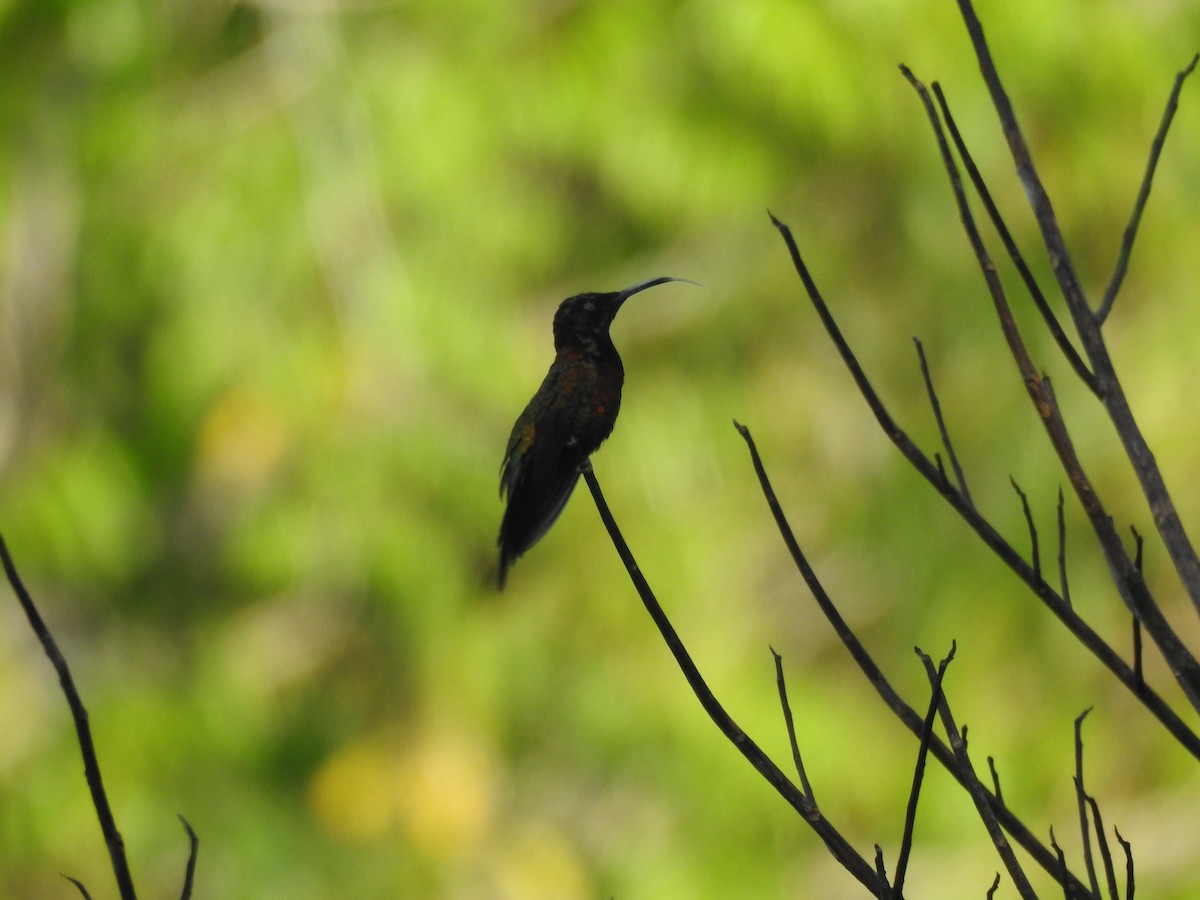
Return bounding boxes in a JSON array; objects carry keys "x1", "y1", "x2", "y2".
[{"x1": 613, "y1": 276, "x2": 701, "y2": 310}]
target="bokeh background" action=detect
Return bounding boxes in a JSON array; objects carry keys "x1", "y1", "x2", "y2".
[{"x1": 3, "y1": 0, "x2": 1200, "y2": 897}]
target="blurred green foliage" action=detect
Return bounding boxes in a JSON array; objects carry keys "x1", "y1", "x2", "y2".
[{"x1": 3, "y1": 0, "x2": 1200, "y2": 897}]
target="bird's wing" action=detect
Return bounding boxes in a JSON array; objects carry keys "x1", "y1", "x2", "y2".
[
  {"x1": 499, "y1": 424, "x2": 583, "y2": 551},
  {"x1": 499, "y1": 364, "x2": 565, "y2": 499},
  {"x1": 498, "y1": 390, "x2": 588, "y2": 580}
]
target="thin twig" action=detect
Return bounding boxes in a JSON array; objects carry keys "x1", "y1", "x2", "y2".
[
  {"x1": 914, "y1": 337, "x2": 973, "y2": 507},
  {"x1": 917, "y1": 648, "x2": 1037, "y2": 900},
  {"x1": 63, "y1": 876, "x2": 93, "y2": 900},
  {"x1": 933, "y1": 453, "x2": 949, "y2": 491},
  {"x1": 1115, "y1": 827, "x2": 1135, "y2": 900},
  {"x1": 1049, "y1": 828, "x2": 1072, "y2": 900},
  {"x1": 179, "y1": 815, "x2": 199, "y2": 900},
  {"x1": 987, "y1": 756, "x2": 1003, "y2": 803},
  {"x1": 1074, "y1": 709, "x2": 1101, "y2": 897},
  {"x1": 986, "y1": 873, "x2": 1002, "y2": 899},
  {"x1": 0, "y1": 534, "x2": 138, "y2": 900},
  {"x1": 1010, "y1": 477, "x2": 1040, "y2": 577},
  {"x1": 771, "y1": 647, "x2": 817, "y2": 804},
  {"x1": 581, "y1": 464, "x2": 884, "y2": 893},
  {"x1": 874, "y1": 846, "x2": 892, "y2": 900},
  {"x1": 1132, "y1": 526, "x2": 1145, "y2": 571},
  {"x1": 1098, "y1": 54, "x2": 1200, "y2": 322},
  {"x1": 1132, "y1": 526, "x2": 1145, "y2": 685},
  {"x1": 894, "y1": 643, "x2": 955, "y2": 896},
  {"x1": 1084, "y1": 794, "x2": 1121, "y2": 900},
  {"x1": 1057, "y1": 487, "x2": 1071, "y2": 608}
]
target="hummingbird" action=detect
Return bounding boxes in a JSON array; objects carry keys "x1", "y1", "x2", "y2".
[{"x1": 497, "y1": 276, "x2": 691, "y2": 587}]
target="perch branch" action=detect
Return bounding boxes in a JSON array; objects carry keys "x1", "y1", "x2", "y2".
[
  {"x1": 582, "y1": 464, "x2": 884, "y2": 893},
  {"x1": 736, "y1": 422, "x2": 1089, "y2": 893}
]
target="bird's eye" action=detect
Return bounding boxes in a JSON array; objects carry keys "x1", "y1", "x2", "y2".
[{"x1": 582, "y1": 301, "x2": 595, "y2": 313}]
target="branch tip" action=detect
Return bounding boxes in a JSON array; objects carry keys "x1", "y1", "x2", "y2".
[{"x1": 62, "y1": 876, "x2": 92, "y2": 900}]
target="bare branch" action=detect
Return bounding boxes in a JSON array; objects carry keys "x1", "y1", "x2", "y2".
[
  {"x1": 768, "y1": 213, "x2": 1200, "y2": 752},
  {"x1": 914, "y1": 337, "x2": 973, "y2": 507},
  {"x1": 1049, "y1": 828, "x2": 1072, "y2": 900},
  {"x1": 916, "y1": 648, "x2": 1036, "y2": 900},
  {"x1": 894, "y1": 644, "x2": 955, "y2": 896},
  {"x1": 582, "y1": 464, "x2": 884, "y2": 893},
  {"x1": 1074, "y1": 709, "x2": 1101, "y2": 897},
  {"x1": 1098, "y1": 54, "x2": 1200, "y2": 322},
  {"x1": 934, "y1": 453, "x2": 950, "y2": 491},
  {"x1": 874, "y1": 846, "x2": 892, "y2": 900},
  {"x1": 179, "y1": 815, "x2": 199, "y2": 900},
  {"x1": 1115, "y1": 827, "x2": 1135, "y2": 900},
  {"x1": 899, "y1": 63, "x2": 1200, "y2": 711},
  {"x1": 987, "y1": 756, "x2": 1003, "y2": 803},
  {"x1": 930, "y1": 83, "x2": 1096, "y2": 393},
  {"x1": 736, "y1": 421, "x2": 1090, "y2": 893},
  {"x1": 1056, "y1": 487, "x2": 1071, "y2": 607},
  {"x1": 952, "y1": 0, "x2": 1200, "y2": 620},
  {"x1": 771, "y1": 647, "x2": 817, "y2": 804},
  {"x1": 0, "y1": 535, "x2": 139, "y2": 900},
  {"x1": 1009, "y1": 477, "x2": 1040, "y2": 577},
  {"x1": 1085, "y1": 794, "x2": 1121, "y2": 900}
]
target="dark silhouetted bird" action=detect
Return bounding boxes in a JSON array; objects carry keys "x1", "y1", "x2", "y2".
[{"x1": 497, "y1": 277, "x2": 690, "y2": 587}]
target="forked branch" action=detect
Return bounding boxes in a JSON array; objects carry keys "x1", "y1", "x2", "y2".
[
  {"x1": 899, "y1": 64, "x2": 1200, "y2": 712},
  {"x1": 767, "y1": 213, "x2": 1200, "y2": 745},
  {"x1": 581, "y1": 464, "x2": 885, "y2": 894},
  {"x1": 952, "y1": 0, "x2": 1200, "y2": 618},
  {"x1": 735, "y1": 423, "x2": 1089, "y2": 894}
]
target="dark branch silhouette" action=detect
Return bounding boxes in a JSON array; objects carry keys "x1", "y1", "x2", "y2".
[
  {"x1": 913, "y1": 337, "x2": 973, "y2": 508},
  {"x1": 1010, "y1": 477, "x2": 1040, "y2": 578},
  {"x1": 767, "y1": 212, "x2": 1200, "y2": 755},
  {"x1": 0, "y1": 534, "x2": 138, "y2": 900},
  {"x1": 1074, "y1": 709, "x2": 1102, "y2": 898},
  {"x1": 771, "y1": 648, "x2": 817, "y2": 804},
  {"x1": 581, "y1": 464, "x2": 886, "y2": 894},
  {"x1": 916, "y1": 649, "x2": 1037, "y2": 899},
  {"x1": 1098, "y1": 54, "x2": 1200, "y2": 322},
  {"x1": 928, "y1": 80, "x2": 1097, "y2": 394},
  {"x1": 898, "y1": 62, "x2": 1200, "y2": 711},
  {"x1": 741, "y1": 13, "x2": 1199, "y2": 881},
  {"x1": 735, "y1": 422, "x2": 1089, "y2": 893},
  {"x1": 179, "y1": 815, "x2": 199, "y2": 899},
  {"x1": 892, "y1": 645, "x2": 952, "y2": 896},
  {"x1": 1, "y1": 534, "x2": 198, "y2": 898},
  {"x1": 952, "y1": 0, "x2": 1200, "y2": 618}
]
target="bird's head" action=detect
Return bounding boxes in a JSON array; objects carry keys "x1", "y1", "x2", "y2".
[{"x1": 551, "y1": 277, "x2": 691, "y2": 355}]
